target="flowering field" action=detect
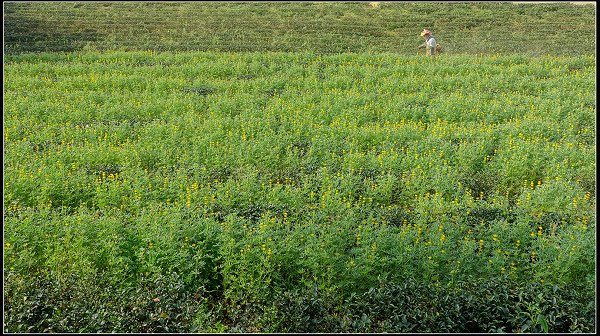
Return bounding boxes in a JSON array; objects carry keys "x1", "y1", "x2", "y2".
[{"x1": 3, "y1": 51, "x2": 596, "y2": 332}]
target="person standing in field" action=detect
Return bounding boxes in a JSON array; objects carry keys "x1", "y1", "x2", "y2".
[{"x1": 418, "y1": 29, "x2": 437, "y2": 56}]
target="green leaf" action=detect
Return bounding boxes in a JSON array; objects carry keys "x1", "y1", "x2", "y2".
[{"x1": 537, "y1": 314, "x2": 549, "y2": 333}]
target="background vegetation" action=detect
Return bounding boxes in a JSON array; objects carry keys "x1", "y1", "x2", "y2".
[
  {"x1": 3, "y1": 1, "x2": 597, "y2": 333},
  {"x1": 3, "y1": 1, "x2": 597, "y2": 55}
]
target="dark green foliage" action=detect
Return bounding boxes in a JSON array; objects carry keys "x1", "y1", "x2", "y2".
[
  {"x1": 5, "y1": 275, "x2": 575, "y2": 333},
  {"x1": 181, "y1": 86, "x2": 217, "y2": 96},
  {"x1": 3, "y1": 271, "x2": 203, "y2": 333}
]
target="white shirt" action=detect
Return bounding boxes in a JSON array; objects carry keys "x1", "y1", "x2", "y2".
[{"x1": 426, "y1": 36, "x2": 437, "y2": 49}]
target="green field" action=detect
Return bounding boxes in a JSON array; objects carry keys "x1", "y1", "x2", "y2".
[
  {"x1": 3, "y1": 1, "x2": 597, "y2": 55},
  {"x1": 2, "y1": 1, "x2": 597, "y2": 334},
  {"x1": 4, "y1": 50, "x2": 596, "y2": 333}
]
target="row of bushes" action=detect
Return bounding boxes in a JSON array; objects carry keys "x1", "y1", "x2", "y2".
[
  {"x1": 4, "y1": 269, "x2": 594, "y2": 333},
  {"x1": 4, "y1": 2, "x2": 596, "y2": 55}
]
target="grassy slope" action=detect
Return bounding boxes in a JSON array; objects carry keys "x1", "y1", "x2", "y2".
[{"x1": 3, "y1": 1, "x2": 597, "y2": 55}]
